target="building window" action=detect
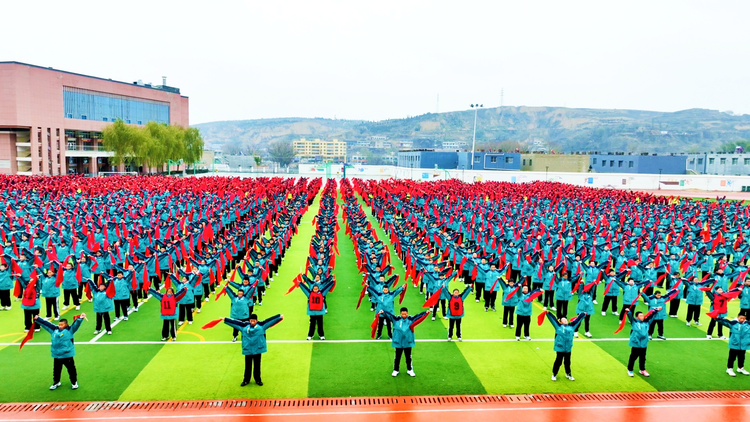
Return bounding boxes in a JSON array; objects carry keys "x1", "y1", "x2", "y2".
[
  {"x1": 618, "y1": 160, "x2": 623, "y2": 167},
  {"x1": 529, "y1": 159, "x2": 532, "y2": 166},
  {"x1": 689, "y1": 158, "x2": 695, "y2": 164},
  {"x1": 732, "y1": 158, "x2": 738, "y2": 165},
  {"x1": 490, "y1": 156, "x2": 497, "y2": 163},
  {"x1": 698, "y1": 158, "x2": 703, "y2": 164},
  {"x1": 137, "y1": 121, "x2": 142, "y2": 125},
  {"x1": 629, "y1": 161, "x2": 634, "y2": 168},
  {"x1": 592, "y1": 158, "x2": 597, "y2": 164},
  {"x1": 81, "y1": 115, "x2": 87, "y2": 120},
  {"x1": 720, "y1": 158, "x2": 726, "y2": 164},
  {"x1": 505, "y1": 157, "x2": 513, "y2": 163},
  {"x1": 610, "y1": 160, "x2": 615, "y2": 167},
  {"x1": 522, "y1": 159, "x2": 526, "y2": 165},
  {"x1": 745, "y1": 158, "x2": 750, "y2": 165},
  {"x1": 63, "y1": 86, "x2": 170, "y2": 125},
  {"x1": 473, "y1": 156, "x2": 480, "y2": 163},
  {"x1": 709, "y1": 158, "x2": 714, "y2": 164},
  {"x1": 602, "y1": 161, "x2": 606, "y2": 167},
  {"x1": 66, "y1": 113, "x2": 73, "y2": 118},
  {"x1": 126, "y1": 120, "x2": 131, "y2": 124},
  {"x1": 102, "y1": 117, "x2": 108, "y2": 122}
]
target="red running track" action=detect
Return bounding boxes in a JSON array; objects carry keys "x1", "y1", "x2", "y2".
[{"x1": 2, "y1": 393, "x2": 750, "y2": 422}]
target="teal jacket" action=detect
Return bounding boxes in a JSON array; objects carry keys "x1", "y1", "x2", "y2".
[
  {"x1": 0, "y1": 268, "x2": 13, "y2": 290},
  {"x1": 368, "y1": 285, "x2": 404, "y2": 315},
  {"x1": 554, "y1": 278, "x2": 573, "y2": 301},
  {"x1": 89, "y1": 280, "x2": 114, "y2": 313},
  {"x1": 300, "y1": 281, "x2": 333, "y2": 316},
  {"x1": 224, "y1": 314, "x2": 283, "y2": 355},
  {"x1": 37, "y1": 317, "x2": 84, "y2": 359},
  {"x1": 113, "y1": 276, "x2": 132, "y2": 301},
  {"x1": 641, "y1": 292, "x2": 667, "y2": 320},
  {"x1": 718, "y1": 319, "x2": 750, "y2": 350},
  {"x1": 441, "y1": 286, "x2": 472, "y2": 319},
  {"x1": 741, "y1": 287, "x2": 750, "y2": 309},
  {"x1": 516, "y1": 290, "x2": 538, "y2": 316},
  {"x1": 226, "y1": 286, "x2": 252, "y2": 320},
  {"x1": 547, "y1": 312, "x2": 586, "y2": 352},
  {"x1": 627, "y1": 310, "x2": 657, "y2": 348},
  {"x1": 499, "y1": 278, "x2": 520, "y2": 306},
  {"x1": 41, "y1": 275, "x2": 60, "y2": 298},
  {"x1": 148, "y1": 288, "x2": 187, "y2": 320},
  {"x1": 382, "y1": 310, "x2": 429, "y2": 349}
]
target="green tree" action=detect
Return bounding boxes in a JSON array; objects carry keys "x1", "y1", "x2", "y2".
[
  {"x1": 267, "y1": 140, "x2": 295, "y2": 167},
  {"x1": 253, "y1": 155, "x2": 262, "y2": 166}
]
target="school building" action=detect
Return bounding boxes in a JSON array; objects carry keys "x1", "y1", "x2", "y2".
[{"x1": 0, "y1": 62, "x2": 189, "y2": 175}]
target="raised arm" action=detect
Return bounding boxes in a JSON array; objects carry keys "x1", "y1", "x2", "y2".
[
  {"x1": 569, "y1": 313, "x2": 587, "y2": 331},
  {"x1": 260, "y1": 314, "x2": 284, "y2": 329}
]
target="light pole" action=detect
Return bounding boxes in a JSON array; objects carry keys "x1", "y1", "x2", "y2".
[
  {"x1": 545, "y1": 166, "x2": 549, "y2": 181},
  {"x1": 470, "y1": 104, "x2": 483, "y2": 170},
  {"x1": 658, "y1": 168, "x2": 662, "y2": 190}
]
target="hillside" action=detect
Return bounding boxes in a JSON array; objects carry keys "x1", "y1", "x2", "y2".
[{"x1": 193, "y1": 107, "x2": 750, "y2": 153}]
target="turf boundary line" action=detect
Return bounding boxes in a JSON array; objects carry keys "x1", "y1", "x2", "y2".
[
  {"x1": 2, "y1": 403, "x2": 750, "y2": 421},
  {"x1": 1, "y1": 336, "x2": 723, "y2": 346}
]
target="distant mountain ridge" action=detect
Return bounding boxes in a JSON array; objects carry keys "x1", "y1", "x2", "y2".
[{"x1": 193, "y1": 107, "x2": 750, "y2": 153}]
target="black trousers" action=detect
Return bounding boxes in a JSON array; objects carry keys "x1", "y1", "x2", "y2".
[
  {"x1": 515, "y1": 315, "x2": 531, "y2": 337},
  {"x1": 96, "y1": 312, "x2": 112, "y2": 332},
  {"x1": 503, "y1": 306, "x2": 515, "y2": 325},
  {"x1": 431, "y1": 299, "x2": 446, "y2": 318},
  {"x1": 533, "y1": 283, "x2": 543, "y2": 301},
  {"x1": 556, "y1": 300, "x2": 569, "y2": 319},
  {"x1": 203, "y1": 284, "x2": 211, "y2": 298},
  {"x1": 45, "y1": 297, "x2": 59, "y2": 318},
  {"x1": 474, "y1": 282, "x2": 484, "y2": 300},
  {"x1": 0, "y1": 289, "x2": 11, "y2": 307},
  {"x1": 619, "y1": 304, "x2": 635, "y2": 321},
  {"x1": 510, "y1": 269, "x2": 521, "y2": 283},
  {"x1": 448, "y1": 318, "x2": 462, "y2": 338},
  {"x1": 131, "y1": 288, "x2": 144, "y2": 308},
  {"x1": 484, "y1": 291, "x2": 497, "y2": 309},
  {"x1": 63, "y1": 289, "x2": 80, "y2": 307},
  {"x1": 77, "y1": 282, "x2": 84, "y2": 300},
  {"x1": 574, "y1": 315, "x2": 591, "y2": 333},
  {"x1": 668, "y1": 298, "x2": 681, "y2": 316},
  {"x1": 543, "y1": 290, "x2": 555, "y2": 308},
  {"x1": 24, "y1": 309, "x2": 40, "y2": 330},
  {"x1": 257, "y1": 286, "x2": 266, "y2": 303},
  {"x1": 244, "y1": 354, "x2": 262, "y2": 383},
  {"x1": 628, "y1": 347, "x2": 647, "y2": 371},
  {"x1": 162, "y1": 319, "x2": 176, "y2": 339},
  {"x1": 53, "y1": 357, "x2": 77, "y2": 384},
  {"x1": 377, "y1": 315, "x2": 392, "y2": 338},
  {"x1": 601, "y1": 296, "x2": 617, "y2": 312},
  {"x1": 233, "y1": 318, "x2": 249, "y2": 338},
  {"x1": 114, "y1": 299, "x2": 129, "y2": 318},
  {"x1": 707, "y1": 319, "x2": 724, "y2": 337},
  {"x1": 740, "y1": 308, "x2": 750, "y2": 318},
  {"x1": 648, "y1": 319, "x2": 664, "y2": 336},
  {"x1": 394, "y1": 347, "x2": 413, "y2": 371},
  {"x1": 686, "y1": 304, "x2": 702, "y2": 322},
  {"x1": 194, "y1": 295, "x2": 203, "y2": 309},
  {"x1": 178, "y1": 304, "x2": 194, "y2": 322},
  {"x1": 728, "y1": 349, "x2": 746, "y2": 369},
  {"x1": 552, "y1": 351, "x2": 572, "y2": 376},
  {"x1": 308, "y1": 315, "x2": 324, "y2": 337}
]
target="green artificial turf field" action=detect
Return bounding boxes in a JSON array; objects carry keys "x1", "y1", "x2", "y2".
[{"x1": 1, "y1": 188, "x2": 748, "y2": 403}]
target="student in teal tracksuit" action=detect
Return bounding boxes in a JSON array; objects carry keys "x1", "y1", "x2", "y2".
[
  {"x1": 739, "y1": 279, "x2": 750, "y2": 318},
  {"x1": 40, "y1": 268, "x2": 60, "y2": 320},
  {"x1": 224, "y1": 313, "x2": 283, "y2": 386},
  {"x1": 226, "y1": 285, "x2": 252, "y2": 341},
  {"x1": 615, "y1": 277, "x2": 649, "y2": 321},
  {"x1": 684, "y1": 277, "x2": 713, "y2": 326},
  {"x1": 544, "y1": 312, "x2": 587, "y2": 381},
  {"x1": 368, "y1": 283, "x2": 405, "y2": 340},
  {"x1": 443, "y1": 285, "x2": 472, "y2": 341},
  {"x1": 499, "y1": 277, "x2": 519, "y2": 328},
  {"x1": 34, "y1": 314, "x2": 85, "y2": 390},
  {"x1": 574, "y1": 282, "x2": 595, "y2": 338},
  {"x1": 601, "y1": 270, "x2": 621, "y2": 316},
  {"x1": 300, "y1": 281, "x2": 333, "y2": 340},
  {"x1": 718, "y1": 314, "x2": 750, "y2": 376},
  {"x1": 554, "y1": 273, "x2": 573, "y2": 318},
  {"x1": 88, "y1": 280, "x2": 113, "y2": 335},
  {"x1": 112, "y1": 273, "x2": 132, "y2": 321},
  {"x1": 640, "y1": 290, "x2": 669, "y2": 339},
  {"x1": 625, "y1": 308, "x2": 658, "y2": 377},
  {"x1": 515, "y1": 286, "x2": 540, "y2": 340},
  {"x1": 483, "y1": 264, "x2": 502, "y2": 311},
  {"x1": 381, "y1": 307, "x2": 429, "y2": 377}
]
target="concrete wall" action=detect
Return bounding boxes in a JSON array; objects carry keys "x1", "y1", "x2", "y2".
[
  {"x1": 520, "y1": 154, "x2": 590, "y2": 172},
  {"x1": 295, "y1": 164, "x2": 750, "y2": 191}
]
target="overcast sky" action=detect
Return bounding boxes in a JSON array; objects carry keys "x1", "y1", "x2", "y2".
[{"x1": 2, "y1": 1, "x2": 749, "y2": 124}]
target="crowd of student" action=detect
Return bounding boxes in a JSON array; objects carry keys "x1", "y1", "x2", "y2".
[{"x1": 10, "y1": 175, "x2": 750, "y2": 390}]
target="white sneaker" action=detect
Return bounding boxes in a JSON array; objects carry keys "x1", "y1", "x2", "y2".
[
  {"x1": 75, "y1": 306, "x2": 80, "y2": 310},
  {"x1": 727, "y1": 368, "x2": 737, "y2": 377},
  {"x1": 392, "y1": 370, "x2": 399, "y2": 377},
  {"x1": 516, "y1": 336, "x2": 520, "y2": 341},
  {"x1": 707, "y1": 335, "x2": 712, "y2": 339},
  {"x1": 551, "y1": 307, "x2": 557, "y2": 311},
  {"x1": 443, "y1": 316, "x2": 448, "y2": 320},
  {"x1": 503, "y1": 324, "x2": 507, "y2": 328},
  {"x1": 54, "y1": 316, "x2": 60, "y2": 321},
  {"x1": 133, "y1": 307, "x2": 139, "y2": 312},
  {"x1": 628, "y1": 371, "x2": 634, "y2": 377},
  {"x1": 593, "y1": 300, "x2": 598, "y2": 304},
  {"x1": 448, "y1": 337, "x2": 452, "y2": 341},
  {"x1": 161, "y1": 337, "x2": 167, "y2": 341},
  {"x1": 566, "y1": 374, "x2": 575, "y2": 381},
  {"x1": 431, "y1": 317, "x2": 436, "y2": 321},
  {"x1": 458, "y1": 337, "x2": 462, "y2": 342},
  {"x1": 123, "y1": 317, "x2": 128, "y2": 321},
  {"x1": 551, "y1": 375, "x2": 557, "y2": 381},
  {"x1": 407, "y1": 370, "x2": 416, "y2": 377},
  {"x1": 205, "y1": 298, "x2": 210, "y2": 302},
  {"x1": 686, "y1": 322, "x2": 691, "y2": 327},
  {"x1": 525, "y1": 336, "x2": 531, "y2": 341},
  {"x1": 107, "y1": 331, "x2": 112, "y2": 335},
  {"x1": 233, "y1": 337, "x2": 237, "y2": 342},
  {"x1": 737, "y1": 368, "x2": 750, "y2": 376},
  {"x1": 574, "y1": 332, "x2": 579, "y2": 338},
  {"x1": 612, "y1": 312, "x2": 619, "y2": 316},
  {"x1": 188, "y1": 321, "x2": 193, "y2": 325},
  {"x1": 543, "y1": 307, "x2": 547, "y2": 311},
  {"x1": 50, "y1": 382, "x2": 61, "y2": 390},
  {"x1": 307, "y1": 336, "x2": 312, "y2": 340},
  {"x1": 601, "y1": 312, "x2": 606, "y2": 316},
  {"x1": 71, "y1": 383, "x2": 78, "y2": 390},
  {"x1": 475, "y1": 299, "x2": 479, "y2": 303},
  {"x1": 320, "y1": 336, "x2": 325, "y2": 340},
  {"x1": 197, "y1": 309, "x2": 201, "y2": 313},
  {"x1": 695, "y1": 322, "x2": 703, "y2": 326},
  {"x1": 720, "y1": 336, "x2": 728, "y2": 340},
  {"x1": 93, "y1": 330, "x2": 99, "y2": 335},
  {"x1": 178, "y1": 321, "x2": 184, "y2": 326},
  {"x1": 585, "y1": 332, "x2": 592, "y2": 338}
]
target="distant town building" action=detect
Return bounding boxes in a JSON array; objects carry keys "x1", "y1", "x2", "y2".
[
  {"x1": 686, "y1": 153, "x2": 750, "y2": 176},
  {"x1": 350, "y1": 155, "x2": 367, "y2": 164},
  {"x1": 588, "y1": 153, "x2": 686, "y2": 175},
  {"x1": 521, "y1": 153, "x2": 590, "y2": 173},
  {"x1": 457, "y1": 152, "x2": 521, "y2": 170},
  {"x1": 441, "y1": 140, "x2": 469, "y2": 150},
  {"x1": 399, "y1": 140, "x2": 414, "y2": 148},
  {"x1": 293, "y1": 138, "x2": 346, "y2": 163}
]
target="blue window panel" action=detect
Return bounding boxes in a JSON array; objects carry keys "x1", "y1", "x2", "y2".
[{"x1": 63, "y1": 87, "x2": 170, "y2": 124}]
